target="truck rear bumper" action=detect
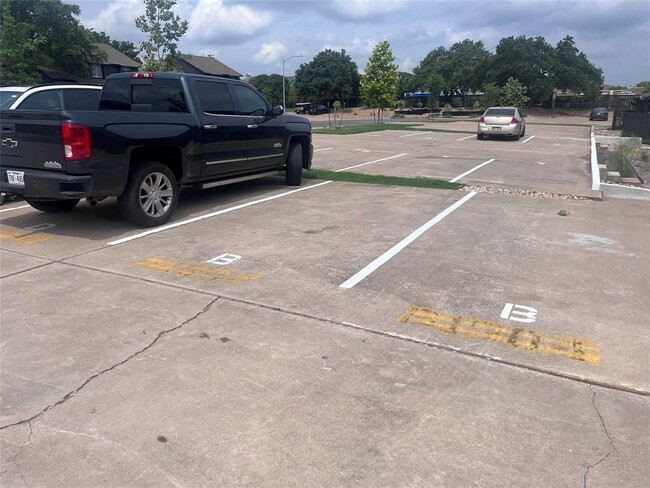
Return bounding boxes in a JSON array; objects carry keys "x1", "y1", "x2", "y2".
[{"x1": 0, "y1": 167, "x2": 93, "y2": 199}]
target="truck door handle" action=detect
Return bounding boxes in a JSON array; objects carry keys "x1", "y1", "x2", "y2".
[
  {"x1": 203, "y1": 124, "x2": 218, "y2": 130},
  {"x1": 247, "y1": 124, "x2": 258, "y2": 129}
]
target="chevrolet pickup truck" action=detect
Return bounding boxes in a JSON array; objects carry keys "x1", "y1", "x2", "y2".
[{"x1": 0, "y1": 72, "x2": 313, "y2": 226}]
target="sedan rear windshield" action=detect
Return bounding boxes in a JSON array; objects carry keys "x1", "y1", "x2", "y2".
[{"x1": 485, "y1": 108, "x2": 515, "y2": 116}]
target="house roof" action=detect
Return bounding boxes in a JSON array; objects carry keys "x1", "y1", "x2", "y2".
[
  {"x1": 179, "y1": 54, "x2": 241, "y2": 77},
  {"x1": 95, "y1": 43, "x2": 140, "y2": 68}
]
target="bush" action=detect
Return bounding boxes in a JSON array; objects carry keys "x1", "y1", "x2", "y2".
[{"x1": 611, "y1": 139, "x2": 642, "y2": 177}]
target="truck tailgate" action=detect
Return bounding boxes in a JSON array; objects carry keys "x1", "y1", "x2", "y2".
[{"x1": 1, "y1": 111, "x2": 68, "y2": 172}]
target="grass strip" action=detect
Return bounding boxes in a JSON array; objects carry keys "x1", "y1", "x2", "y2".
[
  {"x1": 302, "y1": 168, "x2": 461, "y2": 190},
  {"x1": 313, "y1": 124, "x2": 473, "y2": 135}
]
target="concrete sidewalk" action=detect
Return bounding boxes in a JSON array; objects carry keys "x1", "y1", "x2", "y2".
[{"x1": 1, "y1": 298, "x2": 648, "y2": 487}]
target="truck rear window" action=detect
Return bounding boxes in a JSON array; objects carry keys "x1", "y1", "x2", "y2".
[{"x1": 100, "y1": 78, "x2": 188, "y2": 112}]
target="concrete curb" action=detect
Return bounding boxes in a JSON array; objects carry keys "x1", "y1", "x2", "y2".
[{"x1": 590, "y1": 128, "x2": 649, "y2": 200}]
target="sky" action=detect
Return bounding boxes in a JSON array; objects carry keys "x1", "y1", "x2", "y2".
[{"x1": 74, "y1": 0, "x2": 650, "y2": 87}]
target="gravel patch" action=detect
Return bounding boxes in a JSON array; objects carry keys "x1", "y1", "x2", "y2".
[{"x1": 461, "y1": 185, "x2": 589, "y2": 200}]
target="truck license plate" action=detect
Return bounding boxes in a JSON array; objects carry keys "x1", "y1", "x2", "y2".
[{"x1": 7, "y1": 170, "x2": 25, "y2": 187}]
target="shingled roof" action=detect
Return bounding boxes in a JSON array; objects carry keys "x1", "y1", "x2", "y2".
[
  {"x1": 178, "y1": 54, "x2": 241, "y2": 78},
  {"x1": 95, "y1": 43, "x2": 140, "y2": 68}
]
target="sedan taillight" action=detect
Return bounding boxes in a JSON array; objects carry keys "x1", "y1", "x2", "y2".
[
  {"x1": 479, "y1": 116, "x2": 485, "y2": 123},
  {"x1": 511, "y1": 117, "x2": 519, "y2": 124},
  {"x1": 61, "y1": 122, "x2": 91, "y2": 161}
]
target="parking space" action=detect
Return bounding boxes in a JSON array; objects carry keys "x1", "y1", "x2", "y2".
[
  {"x1": 313, "y1": 123, "x2": 594, "y2": 196},
  {"x1": 1, "y1": 116, "x2": 648, "y2": 485}
]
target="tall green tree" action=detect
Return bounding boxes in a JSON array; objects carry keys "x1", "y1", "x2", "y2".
[
  {"x1": 294, "y1": 49, "x2": 360, "y2": 105},
  {"x1": 487, "y1": 35, "x2": 555, "y2": 105},
  {"x1": 248, "y1": 74, "x2": 284, "y2": 106},
  {"x1": 553, "y1": 36, "x2": 603, "y2": 99},
  {"x1": 396, "y1": 71, "x2": 416, "y2": 98},
  {"x1": 135, "y1": 0, "x2": 188, "y2": 72},
  {"x1": 413, "y1": 40, "x2": 491, "y2": 104},
  {"x1": 0, "y1": 0, "x2": 102, "y2": 85},
  {"x1": 360, "y1": 40, "x2": 399, "y2": 123}
]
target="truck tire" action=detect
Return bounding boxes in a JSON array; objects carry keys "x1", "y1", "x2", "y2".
[
  {"x1": 26, "y1": 199, "x2": 79, "y2": 213},
  {"x1": 286, "y1": 143, "x2": 303, "y2": 186},
  {"x1": 118, "y1": 161, "x2": 178, "y2": 227}
]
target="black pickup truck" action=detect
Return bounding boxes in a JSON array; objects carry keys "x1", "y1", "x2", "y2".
[{"x1": 0, "y1": 72, "x2": 313, "y2": 226}]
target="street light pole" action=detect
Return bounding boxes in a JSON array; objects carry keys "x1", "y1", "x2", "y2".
[{"x1": 282, "y1": 54, "x2": 303, "y2": 109}]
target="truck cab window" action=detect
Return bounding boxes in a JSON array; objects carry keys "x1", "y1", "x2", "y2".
[
  {"x1": 233, "y1": 85, "x2": 268, "y2": 116},
  {"x1": 195, "y1": 81, "x2": 235, "y2": 115}
]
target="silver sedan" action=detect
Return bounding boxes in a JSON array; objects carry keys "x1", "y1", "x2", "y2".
[{"x1": 477, "y1": 107, "x2": 526, "y2": 140}]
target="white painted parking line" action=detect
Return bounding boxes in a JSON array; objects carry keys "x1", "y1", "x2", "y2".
[
  {"x1": 314, "y1": 147, "x2": 334, "y2": 152},
  {"x1": 450, "y1": 159, "x2": 495, "y2": 183},
  {"x1": 0, "y1": 205, "x2": 30, "y2": 213},
  {"x1": 336, "y1": 153, "x2": 407, "y2": 172},
  {"x1": 399, "y1": 132, "x2": 428, "y2": 138},
  {"x1": 456, "y1": 135, "x2": 475, "y2": 141},
  {"x1": 521, "y1": 135, "x2": 536, "y2": 144},
  {"x1": 107, "y1": 181, "x2": 333, "y2": 246},
  {"x1": 340, "y1": 191, "x2": 478, "y2": 289}
]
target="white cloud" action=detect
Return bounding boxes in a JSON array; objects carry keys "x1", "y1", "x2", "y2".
[
  {"x1": 322, "y1": 37, "x2": 377, "y2": 55},
  {"x1": 187, "y1": 0, "x2": 273, "y2": 44},
  {"x1": 321, "y1": 0, "x2": 409, "y2": 21},
  {"x1": 82, "y1": 0, "x2": 146, "y2": 41},
  {"x1": 253, "y1": 42, "x2": 288, "y2": 64},
  {"x1": 399, "y1": 56, "x2": 415, "y2": 73}
]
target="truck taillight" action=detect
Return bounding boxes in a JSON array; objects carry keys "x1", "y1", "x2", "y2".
[
  {"x1": 61, "y1": 122, "x2": 91, "y2": 161},
  {"x1": 131, "y1": 72, "x2": 154, "y2": 78}
]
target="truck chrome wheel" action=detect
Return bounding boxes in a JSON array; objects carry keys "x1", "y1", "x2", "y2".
[
  {"x1": 118, "y1": 161, "x2": 178, "y2": 227},
  {"x1": 139, "y1": 172, "x2": 174, "y2": 217}
]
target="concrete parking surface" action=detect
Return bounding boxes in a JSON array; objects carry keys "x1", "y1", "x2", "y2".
[{"x1": 1, "y1": 115, "x2": 648, "y2": 487}]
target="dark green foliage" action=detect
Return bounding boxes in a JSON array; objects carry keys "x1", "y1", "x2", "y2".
[
  {"x1": 247, "y1": 74, "x2": 284, "y2": 106},
  {"x1": 553, "y1": 36, "x2": 603, "y2": 99},
  {"x1": 413, "y1": 40, "x2": 491, "y2": 104},
  {"x1": 0, "y1": 0, "x2": 103, "y2": 84},
  {"x1": 294, "y1": 49, "x2": 360, "y2": 104}
]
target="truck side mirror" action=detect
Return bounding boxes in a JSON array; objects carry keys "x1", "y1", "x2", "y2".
[{"x1": 273, "y1": 105, "x2": 284, "y2": 116}]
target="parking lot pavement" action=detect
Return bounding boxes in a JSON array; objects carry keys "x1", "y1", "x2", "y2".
[
  {"x1": 313, "y1": 124, "x2": 595, "y2": 197},
  {"x1": 1, "y1": 299, "x2": 648, "y2": 487},
  {"x1": 1, "y1": 117, "x2": 648, "y2": 485}
]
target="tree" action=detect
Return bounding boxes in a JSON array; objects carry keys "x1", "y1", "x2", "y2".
[
  {"x1": 248, "y1": 74, "x2": 284, "y2": 106},
  {"x1": 0, "y1": 0, "x2": 103, "y2": 85},
  {"x1": 88, "y1": 29, "x2": 141, "y2": 63},
  {"x1": 413, "y1": 40, "x2": 491, "y2": 105},
  {"x1": 294, "y1": 49, "x2": 360, "y2": 105},
  {"x1": 636, "y1": 81, "x2": 650, "y2": 90},
  {"x1": 481, "y1": 82, "x2": 501, "y2": 108},
  {"x1": 360, "y1": 40, "x2": 399, "y2": 123},
  {"x1": 553, "y1": 36, "x2": 603, "y2": 100},
  {"x1": 498, "y1": 78, "x2": 529, "y2": 108},
  {"x1": 396, "y1": 71, "x2": 417, "y2": 98},
  {"x1": 135, "y1": 0, "x2": 188, "y2": 72},
  {"x1": 487, "y1": 35, "x2": 555, "y2": 105}
]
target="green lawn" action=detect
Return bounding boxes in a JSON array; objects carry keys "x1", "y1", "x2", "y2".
[
  {"x1": 313, "y1": 124, "x2": 474, "y2": 135},
  {"x1": 302, "y1": 169, "x2": 461, "y2": 190}
]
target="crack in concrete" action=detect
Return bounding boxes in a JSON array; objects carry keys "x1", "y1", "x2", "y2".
[
  {"x1": 9, "y1": 422, "x2": 33, "y2": 488},
  {"x1": 583, "y1": 385, "x2": 616, "y2": 488},
  {"x1": 0, "y1": 298, "x2": 219, "y2": 432}
]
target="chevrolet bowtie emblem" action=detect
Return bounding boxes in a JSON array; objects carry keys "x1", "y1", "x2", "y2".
[{"x1": 1, "y1": 138, "x2": 18, "y2": 149}]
